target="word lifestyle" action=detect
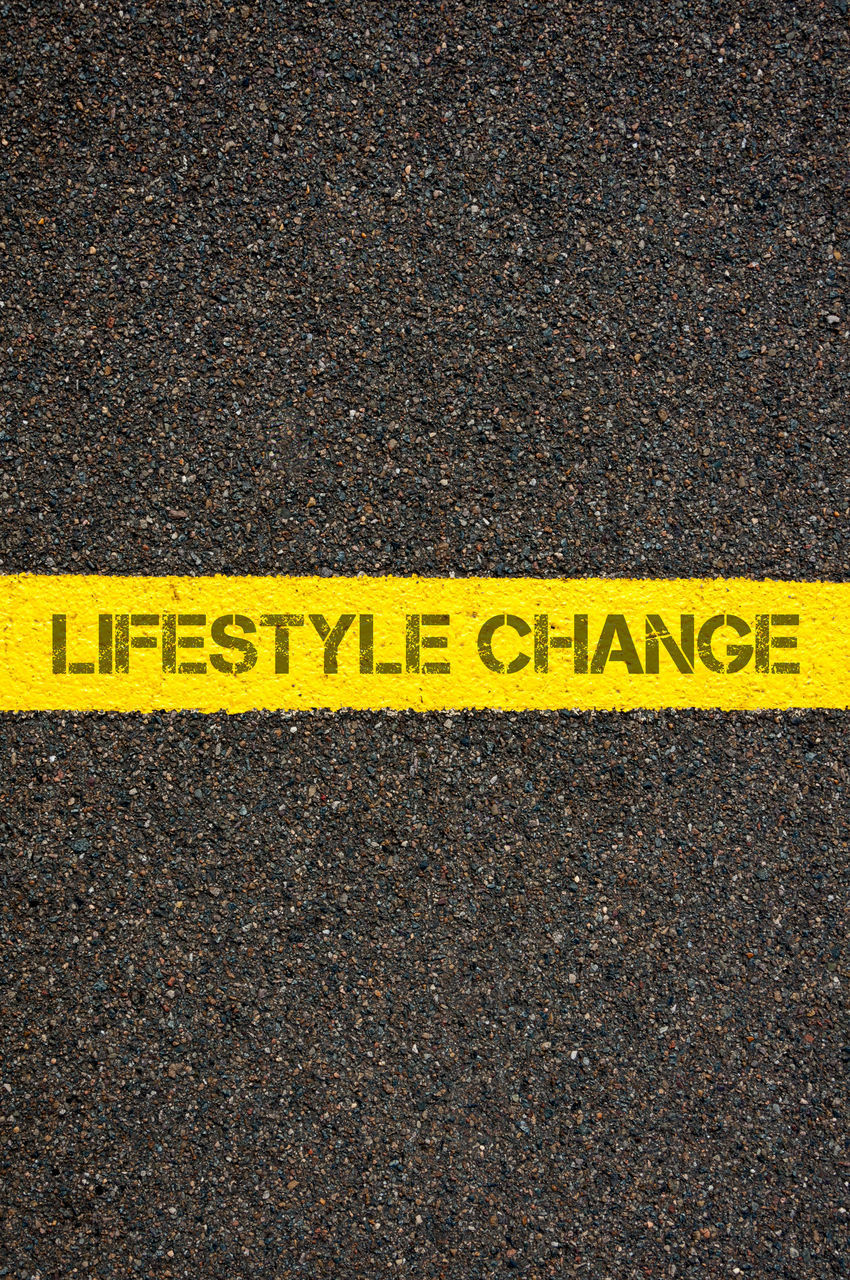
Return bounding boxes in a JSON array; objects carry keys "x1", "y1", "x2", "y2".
[
  {"x1": 51, "y1": 609, "x2": 800, "y2": 679},
  {"x1": 0, "y1": 575, "x2": 845, "y2": 710}
]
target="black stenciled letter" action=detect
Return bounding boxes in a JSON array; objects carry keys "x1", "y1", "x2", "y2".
[
  {"x1": 697, "y1": 615, "x2": 753, "y2": 674},
  {"x1": 210, "y1": 614, "x2": 258, "y2": 674},
  {"x1": 162, "y1": 614, "x2": 207, "y2": 675},
  {"x1": 260, "y1": 614, "x2": 304, "y2": 674},
  {"x1": 309, "y1": 614, "x2": 356, "y2": 674},
  {"x1": 645, "y1": 614, "x2": 694, "y2": 675},
  {"x1": 406, "y1": 614, "x2": 450, "y2": 674},
  {"x1": 590, "y1": 615, "x2": 643, "y2": 675},
  {"x1": 51, "y1": 613, "x2": 95, "y2": 674},
  {"x1": 477, "y1": 614, "x2": 531, "y2": 674},
  {"x1": 755, "y1": 613, "x2": 800, "y2": 675}
]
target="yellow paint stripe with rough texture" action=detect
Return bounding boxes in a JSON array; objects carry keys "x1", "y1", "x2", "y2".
[{"x1": 0, "y1": 575, "x2": 846, "y2": 712}]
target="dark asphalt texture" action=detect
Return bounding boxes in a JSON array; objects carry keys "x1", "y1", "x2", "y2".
[{"x1": 1, "y1": 2, "x2": 848, "y2": 1277}]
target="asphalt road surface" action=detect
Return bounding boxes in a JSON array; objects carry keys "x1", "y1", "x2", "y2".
[{"x1": 1, "y1": 3, "x2": 847, "y2": 1277}]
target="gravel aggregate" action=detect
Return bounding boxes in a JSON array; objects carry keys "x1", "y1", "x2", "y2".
[{"x1": 1, "y1": 2, "x2": 848, "y2": 1277}]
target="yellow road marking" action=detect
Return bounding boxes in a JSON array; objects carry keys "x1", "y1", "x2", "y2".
[{"x1": 0, "y1": 575, "x2": 846, "y2": 711}]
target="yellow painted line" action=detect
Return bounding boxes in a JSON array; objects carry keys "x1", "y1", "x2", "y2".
[{"x1": 0, "y1": 575, "x2": 846, "y2": 711}]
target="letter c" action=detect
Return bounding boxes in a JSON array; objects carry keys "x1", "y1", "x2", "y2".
[{"x1": 477, "y1": 614, "x2": 531, "y2": 674}]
